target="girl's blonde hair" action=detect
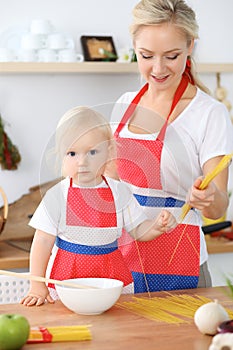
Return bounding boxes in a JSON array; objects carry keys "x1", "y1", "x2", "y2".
[
  {"x1": 130, "y1": 0, "x2": 209, "y2": 93},
  {"x1": 56, "y1": 106, "x2": 114, "y2": 157}
]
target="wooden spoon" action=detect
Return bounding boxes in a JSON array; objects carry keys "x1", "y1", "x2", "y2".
[{"x1": 0, "y1": 269, "x2": 98, "y2": 289}]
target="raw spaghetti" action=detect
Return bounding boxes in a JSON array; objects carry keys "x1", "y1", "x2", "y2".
[
  {"x1": 117, "y1": 293, "x2": 233, "y2": 324},
  {"x1": 180, "y1": 153, "x2": 233, "y2": 222},
  {"x1": 170, "y1": 153, "x2": 233, "y2": 264}
]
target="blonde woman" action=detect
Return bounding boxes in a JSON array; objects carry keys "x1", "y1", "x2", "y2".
[{"x1": 111, "y1": 0, "x2": 233, "y2": 293}]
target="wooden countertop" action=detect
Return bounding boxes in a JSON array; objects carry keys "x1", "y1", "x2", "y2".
[
  {"x1": 205, "y1": 232, "x2": 233, "y2": 254},
  {"x1": 0, "y1": 287, "x2": 232, "y2": 350}
]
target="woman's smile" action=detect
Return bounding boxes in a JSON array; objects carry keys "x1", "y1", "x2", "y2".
[{"x1": 151, "y1": 74, "x2": 170, "y2": 83}]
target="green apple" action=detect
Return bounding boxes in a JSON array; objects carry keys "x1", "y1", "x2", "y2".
[{"x1": 0, "y1": 314, "x2": 30, "y2": 350}]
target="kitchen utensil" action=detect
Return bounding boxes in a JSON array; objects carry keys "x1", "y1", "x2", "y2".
[
  {"x1": 0, "y1": 269, "x2": 98, "y2": 289},
  {"x1": 38, "y1": 48, "x2": 57, "y2": 62},
  {"x1": 30, "y1": 19, "x2": 54, "y2": 35},
  {"x1": 58, "y1": 49, "x2": 83, "y2": 62},
  {"x1": 18, "y1": 49, "x2": 38, "y2": 62},
  {"x1": 0, "y1": 48, "x2": 16, "y2": 62},
  {"x1": 46, "y1": 33, "x2": 74, "y2": 50},
  {"x1": 21, "y1": 33, "x2": 46, "y2": 50},
  {"x1": 202, "y1": 221, "x2": 232, "y2": 235},
  {"x1": 56, "y1": 277, "x2": 123, "y2": 315}
]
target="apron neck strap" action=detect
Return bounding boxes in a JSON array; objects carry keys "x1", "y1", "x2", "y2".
[
  {"x1": 115, "y1": 72, "x2": 191, "y2": 141},
  {"x1": 69, "y1": 176, "x2": 108, "y2": 188},
  {"x1": 102, "y1": 176, "x2": 108, "y2": 186},
  {"x1": 114, "y1": 84, "x2": 148, "y2": 137},
  {"x1": 167, "y1": 74, "x2": 189, "y2": 118},
  {"x1": 157, "y1": 74, "x2": 189, "y2": 141}
]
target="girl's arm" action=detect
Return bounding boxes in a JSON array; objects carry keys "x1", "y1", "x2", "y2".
[
  {"x1": 20, "y1": 229, "x2": 56, "y2": 306},
  {"x1": 129, "y1": 209, "x2": 177, "y2": 241},
  {"x1": 187, "y1": 155, "x2": 229, "y2": 220}
]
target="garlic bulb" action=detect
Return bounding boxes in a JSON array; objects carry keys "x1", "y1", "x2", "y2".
[
  {"x1": 209, "y1": 333, "x2": 233, "y2": 350},
  {"x1": 194, "y1": 299, "x2": 229, "y2": 335}
]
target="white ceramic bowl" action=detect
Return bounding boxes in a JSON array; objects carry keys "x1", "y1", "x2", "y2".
[{"x1": 55, "y1": 278, "x2": 123, "y2": 315}]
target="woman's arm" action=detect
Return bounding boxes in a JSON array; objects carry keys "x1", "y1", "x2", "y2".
[
  {"x1": 187, "y1": 155, "x2": 229, "y2": 220},
  {"x1": 20, "y1": 229, "x2": 56, "y2": 306}
]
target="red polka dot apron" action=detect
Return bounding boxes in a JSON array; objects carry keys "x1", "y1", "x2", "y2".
[
  {"x1": 114, "y1": 74, "x2": 200, "y2": 293},
  {"x1": 48, "y1": 177, "x2": 133, "y2": 289}
]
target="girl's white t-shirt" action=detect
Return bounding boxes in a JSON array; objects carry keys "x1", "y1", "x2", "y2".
[{"x1": 29, "y1": 176, "x2": 147, "y2": 246}]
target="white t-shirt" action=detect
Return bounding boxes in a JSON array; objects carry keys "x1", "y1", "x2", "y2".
[
  {"x1": 29, "y1": 176, "x2": 147, "y2": 246},
  {"x1": 110, "y1": 87, "x2": 233, "y2": 264},
  {"x1": 111, "y1": 88, "x2": 233, "y2": 196}
]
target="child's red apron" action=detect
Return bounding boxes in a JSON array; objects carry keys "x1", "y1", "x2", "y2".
[
  {"x1": 49, "y1": 177, "x2": 133, "y2": 288},
  {"x1": 114, "y1": 74, "x2": 200, "y2": 293}
]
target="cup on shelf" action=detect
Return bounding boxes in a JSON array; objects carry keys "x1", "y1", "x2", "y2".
[
  {"x1": 58, "y1": 49, "x2": 84, "y2": 62},
  {"x1": 17, "y1": 49, "x2": 38, "y2": 62},
  {"x1": 30, "y1": 19, "x2": 54, "y2": 35},
  {"x1": 46, "y1": 33, "x2": 74, "y2": 50},
  {"x1": 38, "y1": 48, "x2": 57, "y2": 62},
  {"x1": 21, "y1": 33, "x2": 47, "y2": 50},
  {"x1": 0, "y1": 48, "x2": 16, "y2": 62}
]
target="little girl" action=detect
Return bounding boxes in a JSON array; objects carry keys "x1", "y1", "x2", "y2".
[{"x1": 21, "y1": 106, "x2": 176, "y2": 306}]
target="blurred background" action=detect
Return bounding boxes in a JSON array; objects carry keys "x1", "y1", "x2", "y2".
[{"x1": 0, "y1": 0, "x2": 232, "y2": 219}]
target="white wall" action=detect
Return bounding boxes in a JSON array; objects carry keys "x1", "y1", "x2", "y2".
[
  {"x1": 0, "y1": 0, "x2": 233, "y2": 217},
  {"x1": 208, "y1": 253, "x2": 233, "y2": 286}
]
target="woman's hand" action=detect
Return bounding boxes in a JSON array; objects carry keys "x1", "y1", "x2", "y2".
[
  {"x1": 187, "y1": 177, "x2": 216, "y2": 211},
  {"x1": 187, "y1": 154, "x2": 229, "y2": 220},
  {"x1": 20, "y1": 283, "x2": 55, "y2": 306}
]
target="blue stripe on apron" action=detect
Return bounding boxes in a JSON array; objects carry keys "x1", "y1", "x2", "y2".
[
  {"x1": 56, "y1": 236, "x2": 118, "y2": 255},
  {"x1": 132, "y1": 272, "x2": 199, "y2": 293},
  {"x1": 134, "y1": 194, "x2": 185, "y2": 207}
]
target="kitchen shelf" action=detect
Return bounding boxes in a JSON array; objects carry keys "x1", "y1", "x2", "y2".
[
  {"x1": 196, "y1": 63, "x2": 233, "y2": 73},
  {"x1": 0, "y1": 62, "x2": 233, "y2": 74},
  {"x1": 0, "y1": 62, "x2": 139, "y2": 74}
]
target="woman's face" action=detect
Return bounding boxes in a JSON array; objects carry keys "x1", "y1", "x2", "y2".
[{"x1": 134, "y1": 23, "x2": 194, "y2": 91}]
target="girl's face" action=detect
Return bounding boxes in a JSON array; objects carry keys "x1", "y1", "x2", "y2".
[
  {"x1": 134, "y1": 23, "x2": 194, "y2": 91},
  {"x1": 62, "y1": 128, "x2": 111, "y2": 187}
]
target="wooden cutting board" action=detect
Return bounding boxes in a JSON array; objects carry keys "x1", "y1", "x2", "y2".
[{"x1": 0, "y1": 178, "x2": 59, "y2": 241}]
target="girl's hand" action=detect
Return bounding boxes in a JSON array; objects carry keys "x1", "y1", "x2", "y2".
[
  {"x1": 135, "y1": 209, "x2": 177, "y2": 241},
  {"x1": 156, "y1": 209, "x2": 177, "y2": 233},
  {"x1": 187, "y1": 177, "x2": 216, "y2": 211},
  {"x1": 20, "y1": 284, "x2": 55, "y2": 306}
]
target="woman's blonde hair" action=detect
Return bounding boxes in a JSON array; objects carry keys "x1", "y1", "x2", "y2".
[{"x1": 130, "y1": 0, "x2": 209, "y2": 93}]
